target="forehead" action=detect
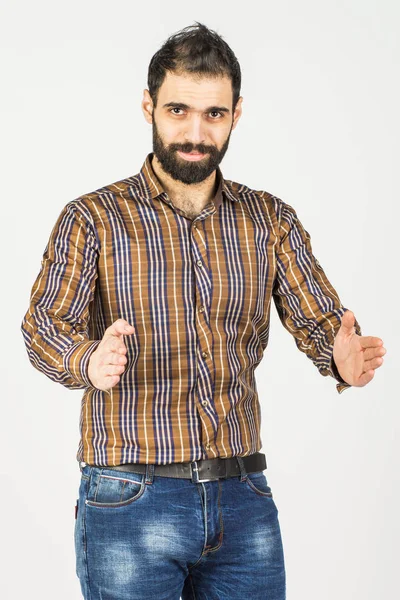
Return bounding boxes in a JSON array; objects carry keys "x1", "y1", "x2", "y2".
[{"x1": 157, "y1": 71, "x2": 233, "y2": 109}]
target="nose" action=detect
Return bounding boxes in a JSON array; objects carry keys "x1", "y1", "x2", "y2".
[{"x1": 183, "y1": 114, "x2": 206, "y2": 146}]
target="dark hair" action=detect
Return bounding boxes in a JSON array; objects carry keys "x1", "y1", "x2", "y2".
[{"x1": 147, "y1": 22, "x2": 241, "y2": 111}]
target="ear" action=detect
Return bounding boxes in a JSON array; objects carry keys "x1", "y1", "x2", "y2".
[
  {"x1": 141, "y1": 89, "x2": 154, "y2": 124},
  {"x1": 231, "y1": 96, "x2": 243, "y2": 132}
]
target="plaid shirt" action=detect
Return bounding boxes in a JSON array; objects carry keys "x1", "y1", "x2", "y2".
[{"x1": 21, "y1": 152, "x2": 362, "y2": 466}]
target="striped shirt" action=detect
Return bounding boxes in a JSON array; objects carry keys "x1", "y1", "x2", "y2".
[{"x1": 21, "y1": 152, "x2": 362, "y2": 467}]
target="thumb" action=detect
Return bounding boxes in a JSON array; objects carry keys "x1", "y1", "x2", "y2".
[
  {"x1": 104, "y1": 318, "x2": 135, "y2": 339},
  {"x1": 340, "y1": 309, "x2": 356, "y2": 334}
]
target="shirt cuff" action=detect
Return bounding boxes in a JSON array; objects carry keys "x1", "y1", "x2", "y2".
[
  {"x1": 317, "y1": 312, "x2": 362, "y2": 394},
  {"x1": 330, "y1": 353, "x2": 352, "y2": 394},
  {"x1": 320, "y1": 341, "x2": 352, "y2": 394},
  {"x1": 60, "y1": 340, "x2": 102, "y2": 388},
  {"x1": 314, "y1": 331, "x2": 352, "y2": 394}
]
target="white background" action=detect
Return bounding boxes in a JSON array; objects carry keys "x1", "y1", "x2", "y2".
[{"x1": 1, "y1": 1, "x2": 398, "y2": 598}]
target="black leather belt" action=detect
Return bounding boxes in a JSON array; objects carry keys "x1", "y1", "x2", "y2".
[{"x1": 108, "y1": 451, "x2": 267, "y2": 482}]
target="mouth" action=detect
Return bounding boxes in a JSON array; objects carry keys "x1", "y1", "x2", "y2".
[{"x1": 177, "y1": 150, "x2": 208, "y2": 162}]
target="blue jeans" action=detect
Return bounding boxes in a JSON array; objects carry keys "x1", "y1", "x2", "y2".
[{"x1": 74, "y1": 459, "x2": 286, "y2": 599}]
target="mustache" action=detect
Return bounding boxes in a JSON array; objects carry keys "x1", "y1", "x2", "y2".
[{"x1": 168, "y1": 143, "x2": 217, "y2": 155}]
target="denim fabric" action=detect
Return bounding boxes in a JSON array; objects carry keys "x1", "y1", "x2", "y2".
[{"x1": 74, "y1": 460, "x2": 286, "y2": 599}]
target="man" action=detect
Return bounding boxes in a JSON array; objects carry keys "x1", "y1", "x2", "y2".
[{"x1": 21, "y1": 21, "x2": 386, "y2": 600}]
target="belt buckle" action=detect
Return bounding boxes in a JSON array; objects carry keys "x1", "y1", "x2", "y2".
[{"x1": 191, "y1": 459, "x2": 225, "y2": 483}]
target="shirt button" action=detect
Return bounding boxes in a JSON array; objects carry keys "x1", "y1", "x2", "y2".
[
  {"x1": 199, "y1": 305, "x2": 205, "y2": 313},
  {"x1": 197, "y1": 260, "x2": 203, "y2": 267},
  {"x1": 201, "y1": 351, "x2": 208, "y2": 358},
  {"x1": 202, "y1": 400, "x2": 208, "y2": 407}
]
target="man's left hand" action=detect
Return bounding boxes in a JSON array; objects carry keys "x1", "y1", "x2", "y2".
[{"x1": 332, "y1": 310, "x2": 386, "y2": 387}]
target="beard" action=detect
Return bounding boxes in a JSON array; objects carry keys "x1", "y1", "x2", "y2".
[{"x1": 152, "y1": 117, "x2": 232, "y2": 185}]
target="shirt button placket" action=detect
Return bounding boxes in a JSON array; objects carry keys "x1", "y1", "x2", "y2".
[{"x1": 192, "y1": 217, "x2": 215, "y2": 452}]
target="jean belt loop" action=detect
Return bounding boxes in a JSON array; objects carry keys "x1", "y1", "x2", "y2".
[
  {"x1": 145, "y1": 463, "x2": 155, "y2": 485},
  {"x1": 236, "y1": 456, "x2": 247, "y2": 482},
  {"x1": 190, "y1": 460, "x2": 200, "y2": 484}
]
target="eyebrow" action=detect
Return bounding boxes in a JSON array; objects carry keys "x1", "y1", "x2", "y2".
[{"x1": 162, "y1": 101, "x2": 230, "y2": 114}]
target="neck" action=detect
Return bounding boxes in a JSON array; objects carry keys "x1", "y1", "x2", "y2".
[{"x1": 151, "y1": 154, "x2": 218, "y2": 203}]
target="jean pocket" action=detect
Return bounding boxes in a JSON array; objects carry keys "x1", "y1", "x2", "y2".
[
  {"x1": 85, "y1": 468, "x2": 146, "y2": 508},
  {"x1": 245, "y1": 470, "x2": 273, "y2": 497}
]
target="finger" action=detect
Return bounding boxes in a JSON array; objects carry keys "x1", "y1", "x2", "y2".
[
  {"x1": 104, "y1": 374, "x2": 120, "y2": 388},
  {"x1": 108, "y1": 341, "x2": 127, "y2": 356},
  {"x1": 357, "y1": 369, "x2": 375, "y2": 386},
  {"x1": 363, "y1": 346, "x2": 387, "y2": 361},
  {"x1": 103, "y1": 336, "x2": 127, "y2": 353},
  {"x1": 104, "y1": 318, "x2": 135, "y2": 339},
  {"x1": 360, "y1": 336, "x2": 384, "y2": 349},
  {"x1": 107, "y1": 351, "x2": 127, "y2": 366},
  {"x1": 106, "y1": 364, "x2": 126, "y2": 376},
  {"x1": 363, "y1": 356, "x2": 384, "y2": 371}
]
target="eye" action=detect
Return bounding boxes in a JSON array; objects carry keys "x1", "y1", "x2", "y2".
[
  {"x1": 168, "y1": 108, "x2": 223, "y2": 119},
  {"x1": 209, "y1": 111, "x2": 223, "y2": 119},
  {"x1": 169, "y1": 108, "x2": 185, "y2": 115}
]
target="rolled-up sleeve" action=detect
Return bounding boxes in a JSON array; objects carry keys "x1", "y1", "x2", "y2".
[
  {"x1": 272, "y1": 198, "x2": 362, "y2": 394},
  {"x1": 20, "y1": 201, "x2": 101, "y2": 389}
]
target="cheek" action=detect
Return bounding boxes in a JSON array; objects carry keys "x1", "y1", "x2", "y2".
[
  {"x1": 199, "y1": 125, "x2": 229, "y2": 148},
  {"x1": 214, "y1": 126, "x2": 231, "y2": 147},
  {"x1": 154, "y1": 117, "x2": 178, "y2": 141},
  {"x1": 161, "y1": 120, "x2": 176, "y2": 136},
  {"x1": 162, "y1": 125, "x2": 186, "y2": 146}
]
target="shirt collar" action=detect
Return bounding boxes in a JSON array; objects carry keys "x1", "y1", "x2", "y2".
[{"x1": 139, "y1": 152, "x2": 240, "y2": 210}]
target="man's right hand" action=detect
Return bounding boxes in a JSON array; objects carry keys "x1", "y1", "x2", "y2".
[{"x1": 88, "y1": 318, "x2": 135, "y2": 391}]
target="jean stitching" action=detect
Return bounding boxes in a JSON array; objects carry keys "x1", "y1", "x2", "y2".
[
  {"x1": 85, "y1": 476, "x2": 146, "y2": 508},
  {"x1": 202, "y1": 478, "x2": 224, "y2": 554},
  {"x1": 100, "y1": 474, "x2": 142, "y2": 485},
  {"x1": 245, "y1": 475, "x2": 273, "y2": 497},
  {"x1": 93, "y1": 469, "x2": 102, "y2": 502},
  {"x1": 189, "y1": 572, "x2": 198, "y2": 600},
  {"x1": 188, "y1": 484, "x2": 208, "y2": 571},
  {"x1": 82, "y1": 471, "x2": 92, "y2": 599}
]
